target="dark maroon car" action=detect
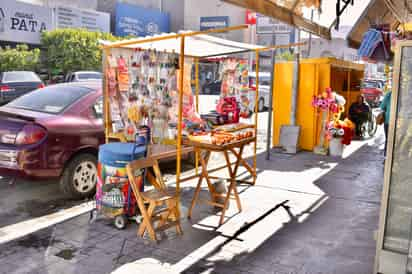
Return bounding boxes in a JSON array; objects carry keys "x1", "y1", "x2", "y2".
[{"x1": 0, "y1": 82, "x2": 104, "y2": 198}]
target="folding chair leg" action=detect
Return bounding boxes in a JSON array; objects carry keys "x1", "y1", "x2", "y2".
[
  {"x1": 137, "y1": 199, "x2": 149, "y2": 237},
  {"x1": 172, "y1": 200, "x2": 183, "y2": 235},
  {"x1": 145, "y1": 202, "x2": 157, "y2": 241}
]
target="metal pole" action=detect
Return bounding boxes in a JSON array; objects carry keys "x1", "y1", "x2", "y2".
[
  {"x1": 103, "y1": 48, "x2": 110, "y2": 144},
  {"x1": 290, "y1": 29, "x2": 300, "y2": 126},
  {"x1": 266, "y1": 36, "x2": 276, "y2": 160},
  {"x1": 194, "y1": 57, "x2": 199, "y2": 176},
  {"x1": 195, "y1": 58, "x2": 199, "y2": 113},
  {"x1": 253, "y1": 51, "x2": 259, "y2": 184},
  {"x1": 176, "y1": 36, "x2": 185, "y2": 199}
]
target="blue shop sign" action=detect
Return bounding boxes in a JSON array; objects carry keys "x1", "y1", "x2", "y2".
[
  {"x1": 115, "y1": 3, "x2": 170, "y2": 37},
  {"x1": 200, "y1": 16, "x2": 229, "y2": 31}
]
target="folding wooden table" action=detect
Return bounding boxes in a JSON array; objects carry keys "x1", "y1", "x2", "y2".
[{"x1": 186, "y1": 136, "x2": 256, "y2": 225}]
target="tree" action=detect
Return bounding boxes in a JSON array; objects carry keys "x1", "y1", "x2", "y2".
[
  {"x1": 0, "y1": 44, "x2": 40, "y2": 72},
  {"x1": 41, "y1": 28, "x2": 118, "y2": 75},
  {"x1": 276, "y1": 50, "x2": 295, "y2": 61}
]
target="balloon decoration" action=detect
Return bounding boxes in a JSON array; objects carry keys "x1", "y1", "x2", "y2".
[{"x1": 312, "y1": 87, "x2": 349, "y2": 154}]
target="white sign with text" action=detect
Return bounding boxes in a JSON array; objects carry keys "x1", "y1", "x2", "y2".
[
  {"x1": 55, "y1": 6, "x2": 110, "y2": 33},
  {"x1": 0, "y1": 0, "x2": 52, "y2": 44}
]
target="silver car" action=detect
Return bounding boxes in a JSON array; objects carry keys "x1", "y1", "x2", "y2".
[{"x1": 65, "y1": 71, "x2": 102, "y2": 82}]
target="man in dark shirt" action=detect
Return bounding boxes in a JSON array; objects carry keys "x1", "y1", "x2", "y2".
[{"x1": 349, "y1": 95, "x2": 370, "y2": 137}]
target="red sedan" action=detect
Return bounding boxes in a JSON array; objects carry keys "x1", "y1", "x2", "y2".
[{"x1": 0, "y1": 82, "x2": 104, "y2": 198}]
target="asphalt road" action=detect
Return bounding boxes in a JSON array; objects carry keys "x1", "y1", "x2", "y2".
[{"x1": 0, "y1": 110, "x2": 271, "y2": 229}]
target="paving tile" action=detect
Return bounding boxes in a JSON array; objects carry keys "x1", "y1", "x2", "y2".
[{"x1": 0, "y1": 263, "x2": 19, "y2": 274}]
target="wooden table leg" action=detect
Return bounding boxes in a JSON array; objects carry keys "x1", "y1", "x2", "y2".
[
  {"x1": 229, "y1": 146, "x2": 256, "y2": 180},
  {"x1": 231, "y1": 145, "x2": 244, "y2": 178},
  {"x1": 188, "y1": 150, "x2": 211, "y2": 219},
  {"x1": 219, "y1": 151, "x2": 242, "y2": 225}
]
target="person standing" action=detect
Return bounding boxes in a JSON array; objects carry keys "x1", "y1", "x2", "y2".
[{"x1": 380, "y1": 91, "x2": 392, "y2": 156}]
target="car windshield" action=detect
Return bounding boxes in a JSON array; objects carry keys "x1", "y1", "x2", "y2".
[
  {"x1": 362, "y1": 81, "x2": 380, "y2": 89},
  {"x1": 2, "y1": 72, "x2": 40, "y2": 83},
  {"x1": 7, "y1": 85, "x2": 91, "y2": 114},
  {"x1": 77, "y1": 73, "x2": 102, "y2": 80},
  {"x1": 249, "y1": 76, "x2": 271, "y2": 87}
]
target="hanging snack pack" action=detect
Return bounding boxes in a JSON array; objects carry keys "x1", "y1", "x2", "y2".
[
  {"x1": 105, "y1": 47, "x2": 194, "y2": 143},
  {"x1": 215, "y1": 58, "x2": 250, "y2": 123}
]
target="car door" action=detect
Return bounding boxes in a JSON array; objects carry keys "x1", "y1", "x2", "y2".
[{"x1": 90, "y1": 96, "x2": 105, "y2": 144}]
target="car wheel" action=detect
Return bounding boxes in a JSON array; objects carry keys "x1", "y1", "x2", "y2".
[
  {"x1": 60, "y1": 154, "x2": 97, "y2": 199},
  {"x1": 258, "y1": 98, "x2": 265, "y2": 112}
]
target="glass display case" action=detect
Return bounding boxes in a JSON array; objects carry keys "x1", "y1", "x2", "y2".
[{"x1": 376, "y1": 41, "x2": 412, "y2": 274}]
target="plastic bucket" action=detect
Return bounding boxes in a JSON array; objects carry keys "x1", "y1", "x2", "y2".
[{"x1": 329, "y1": 138, "x2": 344, "y2": 157}]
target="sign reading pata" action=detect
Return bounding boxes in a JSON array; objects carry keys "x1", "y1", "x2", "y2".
[{"x1": 0, "y1": 0, "x2": 52, "y2": 44}]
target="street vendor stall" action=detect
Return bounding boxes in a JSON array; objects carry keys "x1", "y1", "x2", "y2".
[
  {"x1": 272, "y1": 57, "x2": 364, "y2": 154},
  {"x1": 99, "y1": 25, "x2": 304, "y2": 238}
]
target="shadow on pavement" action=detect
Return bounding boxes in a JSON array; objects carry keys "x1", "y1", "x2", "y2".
[{"x1": 0, "y1": 140, "x2": 384, "y2": 274}]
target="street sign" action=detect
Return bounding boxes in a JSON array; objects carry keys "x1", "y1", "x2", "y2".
[
  {"x1": 55, "y1": 6, "x2": 110, "y2": 33},
  {"x1": 0, "y1": 0, "x2": 52, "y2": 44},
  {"x1": 200, "y1": 16, "x2": 229, "y2": 31},
  {"x1": 245, "y1": 10, "x2": 256, "y2": 25},
  {"x1": 256, "y1": 14, "x2": 293, "y2": 34},
  {"x1": 115, "y1": 3, "x2": 170, "y2": 37}
]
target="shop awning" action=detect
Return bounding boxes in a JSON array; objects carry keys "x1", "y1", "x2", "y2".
[
  {"x1": 347, "y1": 0, "x2": 409, "y2": 48},
  {"x1": 100, "y1": 29, "x2": 266, "y2": 58},
  {"x1": 222, "y1": 0, "x2": 372, "y2": 40}
]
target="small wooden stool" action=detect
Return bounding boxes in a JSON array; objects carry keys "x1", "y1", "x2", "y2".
[{"x1": 127, "y1": 158, "x2": 182, "y2": 242}]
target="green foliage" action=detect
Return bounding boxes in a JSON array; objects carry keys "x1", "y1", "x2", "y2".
[
  {"x1": 276, "y1": 50, "x2": 295, "y2": 61},
  {"x1": 0, "y1": 44, "x2": 40, "y2": 72},
  {"x1": 41, "y1": 28, "x2": 118, "y2": 75}
]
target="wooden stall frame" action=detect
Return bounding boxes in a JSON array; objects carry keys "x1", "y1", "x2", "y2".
[{"x1": 101, "y1": 25, "x2": 306, "y2": 211}]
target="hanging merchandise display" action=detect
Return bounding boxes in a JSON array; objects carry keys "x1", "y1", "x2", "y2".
[
  {"x1": 106, "y1": 48, "x2": 202, "y2": 144},
  {"x1": 217, "y1": 58, "x2": 251, "y2": 121}
]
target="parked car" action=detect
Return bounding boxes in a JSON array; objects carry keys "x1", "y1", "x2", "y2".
[
  {"x1": 200, "y1": 72, "x2": 271, "y2": 113},
  {"x1": 249, "y1": 72, "x2": 271, "y2": 112},
  {"x1": 65, "y1": 71, "x2": 102, "y2": 82},
  {"x1": 361, "y1": 79, "x2": 384, "y2": 107},
  {"x1": 0, "y1": 71, "x2": 44, "y2": 104},
  {"x1": 0, "y1": 82, "x2": 104, "y2": 198}
]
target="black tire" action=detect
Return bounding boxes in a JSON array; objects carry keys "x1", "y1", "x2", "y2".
[
  {"x1": 114, "y1": 214, "x2": 128, "y2": 230},
  {"x1": 258, "y1": 98, "x2": 265, "y2": 112},
  {"x1": 367, "y1": 114, "x2": 378, "y2": 137},
  {"x1": 60, "y1": 153, "x2": 98, "y2": 199}
]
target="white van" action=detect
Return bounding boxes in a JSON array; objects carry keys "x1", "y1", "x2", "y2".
[{"x1": 248, "y1": 72, "x2": 271, "y2": 112}]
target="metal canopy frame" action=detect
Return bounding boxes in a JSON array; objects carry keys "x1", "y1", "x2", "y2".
[{"x1": 102, "y1": 24, "x2": 305, "y2": 202}]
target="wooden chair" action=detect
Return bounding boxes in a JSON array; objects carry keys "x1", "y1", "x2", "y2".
[{"x1": 127, "y1": 158, "x2": 182, "y2": 242}]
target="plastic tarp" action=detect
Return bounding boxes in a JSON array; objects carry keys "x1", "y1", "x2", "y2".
[{"x1": 100, "y1": 32, "x2": 265, "y2": 58}]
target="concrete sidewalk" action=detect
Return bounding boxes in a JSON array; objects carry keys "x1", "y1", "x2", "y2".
[{"x1": 0, "y1": 139, "x2": 383, "y2": 274}]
